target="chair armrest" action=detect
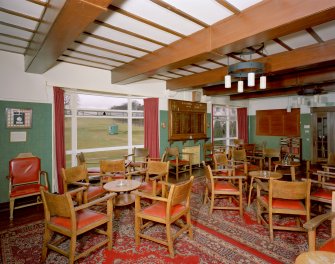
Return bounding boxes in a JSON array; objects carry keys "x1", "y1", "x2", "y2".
[
  {"x1": 66, "y1": 186, "x2": 87, "y2": 196},
  {"x1": 132, "y1": 190, "x2": 168, "y2": 202},
  {"x1": 123, "y1": 153, "x2": 135, "y2": 159},
  {"x1": 71, "y1": 182, "x2": 89, "y2": 187},
  {"x1": 40, "y1": 170, "x2": 49, "y2": 188},
  {"x1": 213, "y1": 175, "x2": 246, "y2": 180},
  {"x1": 212, "y1": 168, "x2": 234, "y2": 173},
  {"x1": 74, "y1": 192, "x2": 117, "y2": 211},
  {"x1": 149, "y1": 172, "x2": 167, "y2": 181},
  {"x1": 303, "y1": 212, "x2": 335, "y2": 231}
]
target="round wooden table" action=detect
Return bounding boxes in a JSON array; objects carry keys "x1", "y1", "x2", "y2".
[
  {"x1": 103, "y1": 179, "x2": 141, "y2": 206},
  {"x1": 247, "y1": 170, "x2": 282, "y2": 206},
  {"x1": 273, "y1": 161, "x2": 300, "y2": 181}
]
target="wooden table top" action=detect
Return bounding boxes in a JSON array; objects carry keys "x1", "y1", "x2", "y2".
[
  {"x1": 273, "y1": 161, "x2": 300, "y2": 167},
  {"x1": 104, "y1": 179, "x2": 141, "y2": 193},
  {"x1": 248, "y1": 170, "x2": 282, "y2": 180}
]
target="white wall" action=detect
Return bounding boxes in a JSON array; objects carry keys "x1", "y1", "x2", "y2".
[
  {"x1": 247, "y1": 93, "x2": 335, "y2": 115},
  {"x1": 0, "y1": 51, "x2": 168, "y2": 103}
]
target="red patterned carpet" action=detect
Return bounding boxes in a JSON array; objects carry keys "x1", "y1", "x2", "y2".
[{"x1": 0, "y1": 178, "x2": 330, "y2": 263}]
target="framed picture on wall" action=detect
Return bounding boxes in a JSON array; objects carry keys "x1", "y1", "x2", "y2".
[{"x1": 6, "y1": 108, "x2": 32, "y2": 128}]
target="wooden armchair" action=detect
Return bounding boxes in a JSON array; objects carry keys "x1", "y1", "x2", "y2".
[
  {"x1": 203, "y1": 143, "x2": 214, "y2": 166},
  {"x1": 203, "y1": 164, "x2": 245, "y2": 216},
  {"x1": 137, "y1": 160, "x2": 169, "y2": 196},
  {"x1": 40, "y1": 186, "x2": 116, "y2": 264},
  {"x1": 133, "y1": 176, "x2": 194, "y2": 257},
  {"x1": 295, "y1": 192, "x2": 335, "y2": 263},
  {"x1": 124, "y1": 147, "x2": 149, "y2": 172},
  {"x1": 232, "y1": 149, "x2": 260, "y2": 176},
  {"x1": 309, "y1": 170, "x2": 335, "y2": 212},
  {"x1": 256, "y1": 178, "x2": 311, "y2": 242},
  {"x1": 100, "y1": 159, "x2": 129, "y2": 182},
  {"x1": 8, "y1": 156, "x2": 49, "y2": 220},
  {"x1": 213, "y1": 152, "x2": 232, "y2": 171},
  {"x1": 76, "y1": 152, "x2": 100, "y2": 178},
  {"x1": 62, "y1": 164, "x2": 106, "y2": 204},
  {"x1": 165, "y1": 147, "x2": 192, "y2": 181},
  {"x1": 305, "y1": 191, "x2": 335, "y2": 251}
]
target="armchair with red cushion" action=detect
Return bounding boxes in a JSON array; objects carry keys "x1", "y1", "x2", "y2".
[{"x1": 8, "y1": 156, "x2": 49, "y2": 220}]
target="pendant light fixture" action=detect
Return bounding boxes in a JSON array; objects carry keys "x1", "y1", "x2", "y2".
[{"x1": 224, "y1": 43, "x2": 266, "y2": 91}]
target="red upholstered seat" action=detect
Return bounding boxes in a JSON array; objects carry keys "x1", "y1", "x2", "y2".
[
  {"x1": 138, "y1": 181, "x2": 162, "y2": 193},
  {"x1": 260, "y1": 195, "x2": 306, "y2": 211},
  {"x1": 10, "y1": 184, "x2": 47, "y2": 197},
  {"x1": 214, "y1": 181, "x2": 238, "y2": 192},
  {"x1": 51, "y1": 209, "x2": 108, "y2": 230},
  {"x1": 311, "y1": 188, "x2": 332, "y2": 200},
  {"x1": 169, "y1": 159, "x2": 189, "y2": 166},
  {"x1": 142, "y1": 201, "x2": 185, "y2": 218},
  {"x1": 87, "y1": 185, "x2": 106, "y2": 200},
  {"x1": 320, "y1": 239, "x2": 335, "y2": 252}
]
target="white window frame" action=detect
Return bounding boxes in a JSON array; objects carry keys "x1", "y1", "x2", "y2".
[{"x1": 65, "y1": 91, "x2": 144, "y2": 166}]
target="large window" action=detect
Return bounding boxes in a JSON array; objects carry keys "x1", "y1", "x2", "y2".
[
  {"x1": 65, "y1": 92, "x2": 144, "y2": 167},
  {"x1": 212, "y1": 105, "x2": 237, "y2": 149}
]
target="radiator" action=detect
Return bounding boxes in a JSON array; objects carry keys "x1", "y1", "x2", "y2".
[{"x1": 182, "y1": 145, "x2": 200, "y2": 166}]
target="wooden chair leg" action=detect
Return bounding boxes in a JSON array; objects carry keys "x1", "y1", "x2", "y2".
[
  {"x1": 69, "y1": 236, "x2": 77, "y2": 264},
  {"x1": 9, "y1": 198, "x2": 14, "y2": 220},
  {"x1": 203, "y1": 188, "x2": 208, "y2": 205},
  {"x1": 210, "y1": 193, "x2": 214, "y2": 214},
  {"x1": 135, "y1": 215, "x2": 141, "y2": 245},
  {"x1": 239, "y1": 192, "x2": 243, "y2": 217},
  {"x1": 256, "y1": 201, "x2": 261, "y2": 224},
  {"x1": 166, "y1": 223, "x2": 174, "y2": 258},
  {"x1": 41, "y1": 227, "x2": 52, "y2": 261},
  {"x1": 186, "y1": 211, "x2": 193, "y2": 239},
  {"x1": 269, "y1": 213, "x2": 274, "y2": 242}
]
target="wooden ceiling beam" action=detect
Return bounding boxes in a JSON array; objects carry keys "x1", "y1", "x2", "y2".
[
  {"x1": 229, "y1": 83, "x2": 335, "y2": 100},
  {"x1": 203, "y1": 66, "x2": 335, "y2": 97},
  {"x1": 167, "y1": 39, "x2": 335, "y2": 90},
  {"x1": 112, "y1": 0, "x2": 335, "y2": 84},
  {"x1": 25, "y1": 0, "x2": 111, "y2": 74}
]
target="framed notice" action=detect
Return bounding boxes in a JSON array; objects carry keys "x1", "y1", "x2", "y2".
[{"x1": 6, "y1": 108, "x2": 32, "y2": 128}]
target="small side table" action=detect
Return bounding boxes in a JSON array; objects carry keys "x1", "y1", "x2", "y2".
[{"x1": 104, "y1": 179, "x2": 141, "y2": 206}]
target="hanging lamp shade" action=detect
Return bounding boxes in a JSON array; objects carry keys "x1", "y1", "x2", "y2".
[
  {"x1": 238, "y1": 81, "x2": 244, "y2": 93},
  {"x1": 225, "y1": 75, "x2": 231, "y2": 88}
]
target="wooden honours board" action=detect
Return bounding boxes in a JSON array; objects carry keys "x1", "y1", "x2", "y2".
[{"x1": 168, "y1": 99, "x2": 207, "y2": 142}]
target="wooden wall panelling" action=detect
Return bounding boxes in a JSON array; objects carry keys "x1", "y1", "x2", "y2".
[{"x1": 256, "y1": 108, "x2": 300, "y2": 137}]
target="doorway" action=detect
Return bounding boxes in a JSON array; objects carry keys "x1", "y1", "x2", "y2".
[{"x1": 311, "y1": 107, "x2": 335, "y2": 163}]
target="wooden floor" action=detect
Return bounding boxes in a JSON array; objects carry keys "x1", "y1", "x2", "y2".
[{"x1": 0, "y1": 166, "x2": 204, "y2": 232}]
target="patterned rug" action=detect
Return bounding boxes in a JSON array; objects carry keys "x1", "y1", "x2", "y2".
[{"x1": 0, "y1": 178, "x2": 330, "y2": 264}]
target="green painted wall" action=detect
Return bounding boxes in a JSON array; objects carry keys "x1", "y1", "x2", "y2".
[
  {"x1": 159, "y1": 110, "x2": 212, "y2": 161},
  {"x1": 248, "y1": 113, "x2": 312, "y2": 160},
  {"x1": 0, "y1": 101, "x2": 52, "y2": 203},
  {"x1": 300, "y1": 113, "x2": 312, "y2": 160}
]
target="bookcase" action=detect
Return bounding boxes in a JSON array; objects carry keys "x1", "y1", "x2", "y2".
[{"x1": 280, "y1": 137, "x2": 302, "y2": 162}]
